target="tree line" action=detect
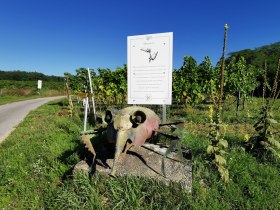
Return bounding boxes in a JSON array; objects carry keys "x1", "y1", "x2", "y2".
[
  {"x1": 2, "y1": 41, "x2": 279, "y2": 105},
  {"x1": 229, "y1": 41, "x2": 280, "y2": 82},
  {"x1": 0, "y1": 70, "x2": 64, "y2": 82}
]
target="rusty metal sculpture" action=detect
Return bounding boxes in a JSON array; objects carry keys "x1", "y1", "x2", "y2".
[{"x1": 81, "y1": 106, "x2": 184, "y2": 177}]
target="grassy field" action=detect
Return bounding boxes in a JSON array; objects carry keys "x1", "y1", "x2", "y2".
[
  {"x1": 0, "y1": 98, "x2": 279, "y2": 209},
  {"x1": 0, "y1": 90, "x2": 64, "y2": 105},
  {"x1": 0, "y1": 95, "x2": 49, "y2": 105}
]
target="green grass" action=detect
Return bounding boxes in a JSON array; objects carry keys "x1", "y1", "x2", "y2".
[
  {"x1": 0, "y1": 90, "x2": 64, "y2": 105},
  {"x1": 0, "y1": 98, "x2": 279, "y2": 209},
  {"x1": 0, "y1": 99, "x2": 82, "y2": 208},
  {"x1": 0, "y1": 95, "x2": 42, "y2": 105}
]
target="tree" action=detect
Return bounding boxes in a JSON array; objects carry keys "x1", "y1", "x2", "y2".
[
  {"x1": 197, "y1": 56, "x2": 218, "y2": 100},
  {"x1": 225, "y1": 56, "x2": 259, "y2": 115},
  {"x1": 175, "y1": 56, "x2": 205, "y2": 106},
  {"x1": 228, "y1": 41, "x2": 280, "y2": 95}
]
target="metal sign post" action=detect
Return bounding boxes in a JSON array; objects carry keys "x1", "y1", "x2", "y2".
[{"x1": 162, "y1": 104, "x2": 167, "y2": 122}]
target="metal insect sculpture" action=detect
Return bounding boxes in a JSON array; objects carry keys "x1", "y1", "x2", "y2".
[{"x1": 81, "y1": 106, "x2": 184, "y2": 177}]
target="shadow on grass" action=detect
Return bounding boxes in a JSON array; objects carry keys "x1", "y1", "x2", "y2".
[
  {"x1": 56, "y1": 132, "x2": 116, "y2": 180},
  {"x1": 47, "y1": 98, "x2": 67, "y2": 107}
]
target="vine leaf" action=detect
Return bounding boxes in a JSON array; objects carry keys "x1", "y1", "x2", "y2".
[
  {"x1": 218, "y1": 139, "x2": 228, "y2": 149},
  {"x1": 214, "y1": 154, "x2": 227, "y2": 166}
]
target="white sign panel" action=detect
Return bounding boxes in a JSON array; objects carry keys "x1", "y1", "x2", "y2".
[
  {"x1": 37, "y1": 80, "x2": 42, "y2": 89},
  {"x1": 127, "y1": 32, "x2": 173, "y2": 105}
]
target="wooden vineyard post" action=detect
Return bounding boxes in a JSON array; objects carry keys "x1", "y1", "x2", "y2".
[
  {"x1": 64, "y1": 73, "x2": 73, "y2": 116},
  {"x1": 217, "y1": 24, "x2": 229, "y2": 112}
]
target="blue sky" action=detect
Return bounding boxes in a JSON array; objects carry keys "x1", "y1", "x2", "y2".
[{"x1": 0, "y1": 0, "x2": 280, "y2": 76}]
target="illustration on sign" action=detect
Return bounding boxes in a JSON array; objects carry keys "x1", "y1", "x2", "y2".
[
  {"x1": 127, "y1": 32, "x2": 173, "y2": 105},
  {"x1": 140, "y1": 48, "x2": 158, "y2": 62}
]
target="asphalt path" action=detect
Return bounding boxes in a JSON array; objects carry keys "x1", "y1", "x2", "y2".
[{"x1": 0, "y1": 96, "x2": 65, "y2": 144}]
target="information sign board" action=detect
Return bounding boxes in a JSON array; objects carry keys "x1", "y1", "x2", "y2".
[
  {"x1": 37, "y1": 80, "x2": 42, "y2": 89},
  {"x1": 127, "y1": 32, "x2": 173, "y2": 104}
]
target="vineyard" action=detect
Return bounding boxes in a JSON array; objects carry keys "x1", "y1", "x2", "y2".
[
  {"x1": 63, "y1": 27, "x2": 280, "y2": 186},
  {"x1": 65, "y1": 42, "x2": 280, "y2": 108},
  {"x1": 0, "y1": 71, "x2": 65, "y2": 99},
  {"x1": 0, "y1": 28, "x2": 280, "y2": 209},
  {"x1": 67, "y1": 55, "x2": 261, "y2": 110}
]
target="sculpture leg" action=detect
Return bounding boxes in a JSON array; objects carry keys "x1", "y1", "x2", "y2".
[
  {"x1": 110, "y1": 131, "x2": 127, "y2": 177},
  {"x1": 81, "y1": 135, "x2": 96, "y2": 161},
  {"x1": 124, "y1": 143, "x2": 134, "y2": 155}
]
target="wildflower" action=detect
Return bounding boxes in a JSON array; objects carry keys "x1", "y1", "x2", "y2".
[{"x1": 244, "y1": 134, "x2": 250, "y2": 142}]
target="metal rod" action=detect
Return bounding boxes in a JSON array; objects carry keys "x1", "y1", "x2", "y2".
[
  {"x1": 87, "y1": 68, "x2": 97, "y2": 121},
  {"x1": 83, "y1": 97, "x2": 88, "y2": 132}
]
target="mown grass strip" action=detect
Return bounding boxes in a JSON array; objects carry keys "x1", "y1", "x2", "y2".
[
  {"x1": 0, "y1": 95, "x2": 43, "y2": 105},
  {"x1": 0, "y1": 90, "x2": 64, "y2": 105}
]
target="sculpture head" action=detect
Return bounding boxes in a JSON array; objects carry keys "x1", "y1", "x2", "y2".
[
  {"x1": 104, "y1": 106, "x2": 160, "y2": 176},
  {"x1": 104, "y1": 107, "x2": 159, "y2": 146}
]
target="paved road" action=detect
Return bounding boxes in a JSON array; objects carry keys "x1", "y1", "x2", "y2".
[{"x1": 0, "y1": 96, "x2": 65, "y2": 144}]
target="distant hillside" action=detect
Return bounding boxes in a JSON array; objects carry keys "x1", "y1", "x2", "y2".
[
  {"x1": 0, "y1": 70, "x2": 64, "y2": 82},
  {"x1": 228, "y1": 42, "x2": 280, "y2": 73}
]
